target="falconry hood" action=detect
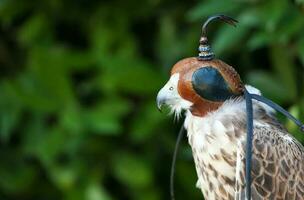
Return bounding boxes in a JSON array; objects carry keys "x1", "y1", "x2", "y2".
[{"x1": 169, "y1": 15, "x2": 244, "y2": 117}]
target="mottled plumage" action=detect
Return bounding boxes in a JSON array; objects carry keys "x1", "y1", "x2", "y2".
[{"x1": 185, "y1": 86, "x2": 304, "y2": 199}]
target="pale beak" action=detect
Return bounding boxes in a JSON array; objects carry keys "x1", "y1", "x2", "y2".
[
  {"x1": 156, "y1": 96, "x2": 165, "y2": 112},
  {"x1": 156, "y1": 87, "x2": 167, "y2": 112}
]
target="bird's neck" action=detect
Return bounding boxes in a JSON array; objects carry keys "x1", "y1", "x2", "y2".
[{"x1": 190, "y1": 99, "x2": 223, "y2": 117}]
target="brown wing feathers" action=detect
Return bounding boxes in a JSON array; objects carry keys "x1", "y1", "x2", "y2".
[{"x1": 236, "y1": 125, "x2": 304, "y2": 200}]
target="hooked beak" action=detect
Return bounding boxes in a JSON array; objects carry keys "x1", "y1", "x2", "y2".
[
  {"x1": 156, "y1": 87, "x2": 167, "y2": 112},
  {"x1": 156, "y1": 93, "x2": 165, "y2": 112}
]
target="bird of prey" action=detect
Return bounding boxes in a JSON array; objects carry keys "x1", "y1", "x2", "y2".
[{"x1": 156, "y1": 15, "x2": 304, "y2": 200}]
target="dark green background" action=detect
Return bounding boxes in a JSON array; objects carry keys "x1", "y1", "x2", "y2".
[{"x1": 0, "y1": 0, "x2": 304, "y2": 199}]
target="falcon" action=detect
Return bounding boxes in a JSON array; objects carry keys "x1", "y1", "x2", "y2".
[{"x1": 156, "y1": 15, "x2": 304, "y2": 200}]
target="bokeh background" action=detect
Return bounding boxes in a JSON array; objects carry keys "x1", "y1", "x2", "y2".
[{"x1": 0, "y1": 0, "x2": 304, "y2": 199}]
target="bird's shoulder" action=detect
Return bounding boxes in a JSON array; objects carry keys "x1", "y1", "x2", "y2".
[{"x1": 236, "y1": 121, "x2": 304, "y2": 199}]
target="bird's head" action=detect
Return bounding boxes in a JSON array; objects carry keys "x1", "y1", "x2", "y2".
[
  {"x1": 156, "y1": 15, "x2": 245, "y2": 117},
  {"x1": 156, "y1": 57, "x2": 244, "y2": 117}
]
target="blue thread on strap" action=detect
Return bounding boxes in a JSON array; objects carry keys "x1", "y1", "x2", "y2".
[{"x1": 245, "y1": 89, "x2": 253, "y2": 200}]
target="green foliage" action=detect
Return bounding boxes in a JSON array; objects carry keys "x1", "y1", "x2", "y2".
[{"x1": 0, "y1": 0, "x2": 303, "y2": 199}]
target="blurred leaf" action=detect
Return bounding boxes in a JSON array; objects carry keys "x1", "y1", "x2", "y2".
[
  {"x1": 59, "y1": 104, "x2": 83, "y2": 134},
  {"x1": 112, "y1": 153, "x2": 153, "y2": 188},
  {"x1": 85, "y1": 182, "x2": 112, "y2": 200},
  {"x1": 238, "y1": 9, "x2": 261, "y2": 28},
  {"x1": 296, "y1": 0, "x2": 304, "y2": 5},
  {"x1": 213, "y1": 24, "x2": 249, "y2": 55},
  {"x1": 0, "y1": 0, "x2": 32, "y2": 26},
  {"x1": 130, "y1": 100, "x2": 168, "y2": 142},
  {"x1": 0, "y1": 160, "x2": 36, "y2": 194},
  {"x1": 246, "y1": 70, "x2": 292, "y2": 104},
  {"x1": 9, "y1": 73, "x2": 59, "y2": 112},
  {"x1": 156, "y1": 16, "x2": 181, "y2": 70},
  {"x1": 23, "y1": 125, "x2": 70, "y2": 166},
  {"x1": 275, "y1": 11, "x2": 304, "y2": 44},
  {"x1": 17, "y1": 13, "x2": 52, "y2": 46},
  {"x1": 258, "y1": 0, "x2": 288, "y2": 33},
  {"x1": 131, "y1": 188, "x2": 161, "y2": 200},
  {"x1": 28, "y1": 47, "x2": 75, "y2": 105},
  {"x1": 298, "y1": 37, "x2": 304, "y2": 66},
  {"x1": 49, "y1": 165, "x2": 78, "y2": 190},
  {"x1": 247, "y1": 32, "x2": 270, "y2": 50},
  {"x1": 83, "y1": 98, "x2": 131, "y2": 135},
  {"x1": 176, "y1": 161, "x2": 201, "y2": 199},
  {"x1": 99, "y1": 61, "x2": 162, "y2": 95},
  {"x1": 187, "y1": 1, "x2": 241, "y2": 21},
  {"x1": 0, "y1": 82, "x2": 22, "y2": 143},
  {"x1": 270, "y1": 44, "x2": 297, "y2": 100}
]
